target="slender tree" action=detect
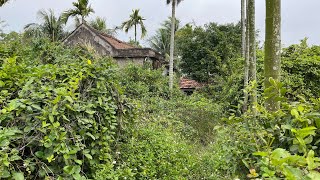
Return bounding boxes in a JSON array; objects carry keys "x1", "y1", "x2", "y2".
[
  {"x1": 166, "y1": 0, "x2": 183, "y2": 91},
  {"x1": 24, "y1": 9, "x2": 65, "y2": 42},
  {"x1": 149, "y1": 17, "x2": 180, "y2": 56},
  {"x1": 120, "y1": 9, "x2": 147, "y2": 43},
  {"x1": 248, "y1": 0, "x2": 257, "y2": 113},
  {"x1": 241, "y1": 0, "x2": 246, "y2": 58},
  {"x1": 61, "y1": 0, "x2": 94, "y2": 24},
  {"x1": 264, "y1": 0, "x2": 281, "y2": 111},
  {"x1": 242, "y1": 0, "x2": 249, "y2": 112}
]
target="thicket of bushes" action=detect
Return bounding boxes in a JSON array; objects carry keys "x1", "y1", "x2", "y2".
[
  {"x1": 0, "y1": 36, "x2": 239, "y2": 179},
  {"x1": 1, "y1": 33, "x2": 320, "y2": 180},
  {"x1": 0, "y1": 41, "x2": 137, "y2": 178}
]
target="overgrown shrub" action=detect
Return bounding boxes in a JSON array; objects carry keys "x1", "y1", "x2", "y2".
[
  {"x1": 119, "y1": 64, "x2": 178, "y2": 99},
  {"x1": 95, "y1": 124, "x2": 196, "y2": 179},
  {"x1": 232, "y1": 80, "x2": 320, "y2": 179},
  {"x1": 0, "y1": 54, "x2": 134, "y2": 179},
  {"x1": 282, "y1": 39, "x2": 320, "y2": 99}
]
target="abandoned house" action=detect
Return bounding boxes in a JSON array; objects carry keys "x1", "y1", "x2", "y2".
[
  {"x1": 63, "y1": 23, "x2": 201, "y2": 93},
  {"x1": 63, "y1": 23, "x2": 164, "y2": 69}
]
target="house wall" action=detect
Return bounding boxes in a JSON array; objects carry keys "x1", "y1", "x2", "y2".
[
  {"x1": 64, "y1": 26, "x2": 115, "y2": 56},
  {"x1": 114, "y1": 57, "x2": 145, "y2": 68}
]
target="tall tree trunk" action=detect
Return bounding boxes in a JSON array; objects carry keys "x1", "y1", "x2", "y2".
[
  {"x1": 169, "y1": 0, "x2": 176, "y2": 91},
  {"x1": 134, "y1": 24, "x2": 137, "y2": 43},
  {"x1": 265, "y1": 0, "x2": 281, "y2": 111},
  {"x1": 248, "y1": 0, "x2": 257, "y2": 113},
  {"x1": 241, "y1": 0, "x2": 246, "y2": 58},
  {"x1": 243, "y1": 0, "x2": 250, "y2": 112}
]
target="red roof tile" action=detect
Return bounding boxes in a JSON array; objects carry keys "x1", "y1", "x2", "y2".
[
  {"x1": 86, "y1": 24, "x2": 135, "y2": 50},
  {"x1": 179, "y1": 77, "x2": 202, "y2": 89},
  {"x1": 99, "y1": 34, "x2": 136, "y2": 50}
]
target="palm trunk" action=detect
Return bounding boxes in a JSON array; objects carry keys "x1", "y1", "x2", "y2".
[
  {"x1": 243, "y1": 0, "x2": 250, "y2": 112},
  {"x1": 134, "y1": 24, "x2": 137, "y2": 44},
  {"x1": 169, "y1": 0, "x2": 176, "y2": 91},
  {"x1": 241, "y1": 0, "x2": 246, "y2": 58},
  {"x1": 265, "y1": 0, "x2": 281, "y2": 111},
  {"x1": 248, "y1": 0, "x2": 257, "y2": 114}
]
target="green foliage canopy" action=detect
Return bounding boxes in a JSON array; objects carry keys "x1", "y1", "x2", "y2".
[{"x1": 176, "y1": 22, "x2": 242, "y2": 83}]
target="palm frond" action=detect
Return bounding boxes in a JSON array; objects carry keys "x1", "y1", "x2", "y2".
[
  {"x1": 166, "y1": 0, "x2": 183, "y2": 6},
  {"x1": 0, "y1": 0, "x2": 9, "y2": 7},
  {"x1": 139, "y1": 20, "x2": 147, "y2": 38},
  {"x1": 25, "y1": 9, "x2": 65, "y2": 41},
  {"x1": 62, "y1": 0, "x2": 95, "y2": 24}
]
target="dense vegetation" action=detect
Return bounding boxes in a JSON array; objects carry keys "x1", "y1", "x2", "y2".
[
  {"x1": 1, "y1": 0, "x2": 320, "y2": 179},
  {"x1": 2, "y1": 25, "x2": 320, "y2": 179}
]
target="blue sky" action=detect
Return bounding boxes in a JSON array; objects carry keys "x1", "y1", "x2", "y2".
[{"x1": 1, "y1": 0, "x2": 320, "y2": 46}]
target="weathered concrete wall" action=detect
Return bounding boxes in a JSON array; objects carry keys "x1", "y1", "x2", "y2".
[
  {"x1": 64, "y1": 26, "x2": 115, "y2": 56},
  {"x1": 114, "y1": 57, "x2": 145, "y2": 68}
]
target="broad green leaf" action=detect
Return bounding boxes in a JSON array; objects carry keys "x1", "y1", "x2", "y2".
[
  {"x1": 298, "y1": 105, "x2": 304, "y2": 112},
  {"x1": 86, "y1": 132, "x2": 96, "y2": 140},
  {"x1": 65, "y1": 96, "x2": 74, "y2": 103},
  {"x1": 74, "y1": 159, "x2": 82, "y2": 165},
  {"x1": 271, "y1": 148, "x2": 290, "y2": 160},
  {"x1": 308, "y1": 171, "x2": 320, "y2": 180},
  {"x1": 84, "y1": 153, "x2": 92, "y2": 160},
  {"x1": 291, "y1": 109, "x2": 299, "y2": 118},
  {"x1": 12, "y1": 172, "x2": 24, "y2": 180},
  {"x1": 307, "y1": 150, "x2": 316, "y2": 170}
]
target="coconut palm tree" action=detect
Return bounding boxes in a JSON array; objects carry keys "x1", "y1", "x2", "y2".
[
  {"x1": 264, "y1": 0, "x2": 281, "y2": 111},
  {"x1": 24, "y1": 9, "x2": 65, "y2": 42},
  {"x1": 150, "y1": 28, "x2": 170, "y2": 56},
  {"x1": 149, "y1": 17, "x2": 180, "y2": 56},
  {"x1": 166, "y1": 0, "x2": 183, "y2": 91},
  {"x1": 61, "y1": 0, "x2": 94, "y2": 24},
  {"x1": 120, "y1": 9, "x2": 147, "y2": 43},
  {"x1": 89, "y1": 17, "x2": 116, "y2": 35},
  {"x1": 0, "y1": 0, "x2": 9, "y2": 7}
]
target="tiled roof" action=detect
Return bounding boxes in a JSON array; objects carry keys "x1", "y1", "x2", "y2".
[
  {"x1": 64, "y1": 23, "x2": 164, "y2": 61},
  {"x1": 99, "y1": 34, "x2": 136, "y2": 50},
  {"x1": 179, "y1": 77, "x2": 202, "y2": 89},
  {"x1": 86, "y1": 24, "x2": 135, "y2": 50}
]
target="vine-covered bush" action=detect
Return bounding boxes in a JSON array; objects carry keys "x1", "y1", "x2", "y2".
[
  {"x1": 0, "y1": 53, "x2": 133, "y2": 179},
  {"x1": 95, "y1": 124, "x2": 197, "y2": 179},
  {"x1": 282, "y1": 39, "x2": 320, "y2": 99},
  {"x1": 232, "y1": 80, "x2": 320, "y2": 179},
  {"x1": 119, "y1": 64, "x2": 177, "y2": 99}
]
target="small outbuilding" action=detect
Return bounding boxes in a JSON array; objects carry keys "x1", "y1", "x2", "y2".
[
  {"x1": 179, "y1": 77, "x2": 203, "y2": 95},
  {"x1": 63, "y1": 23, "x2": 164, "y2": 69}
]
